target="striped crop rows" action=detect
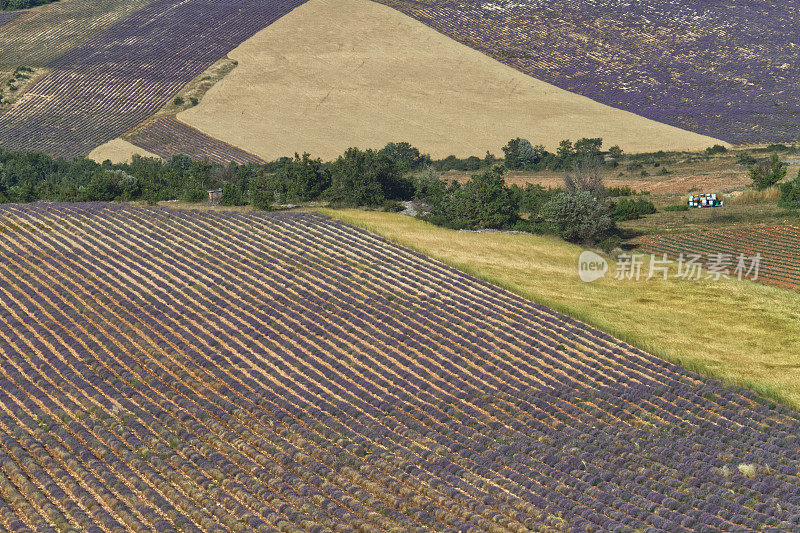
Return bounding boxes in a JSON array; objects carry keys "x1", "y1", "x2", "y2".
[
  {"x1": 376, "y1": 0, "x2": 800, "y2": 144},
  {"x1": 0, "y1": 0, "x2": 154, "y2": 69},
  {"x1": 633, "y1": 225, "x2": 800, "y2": 292},
  {"x1": 126, "y1": 117, "x2": 265, "y2": 165},
  {"x1": 0, "y1": 0, "x2": 308, "y2": 158},
  {"x1": 0, "y1": 203, "x2": 797, "y2": 531}
]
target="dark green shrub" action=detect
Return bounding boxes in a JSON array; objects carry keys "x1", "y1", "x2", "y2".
[
  {"x1": 173, "y1": 96, "x2": 185, "y2": 106},
  {"x1": 611, "y1": 197, "x2": 657, "y2": 221},
  {"x1": 778, "y1": 170, "x2": 800, "y2": 208},
  {"x1": 705, "y1": 144, "x2": 728, "y2": 155},
  {"x1": 250, "y1": 171, "x2": 276, "y2": 211},
  {"x1": 542, "y1": 191, "x2": 614, "y2": 244},
  {"x1": 426, "y1": 166, "x2": 518, "y2": 230},
  {"x1": 327, "y1": 147, "x2": 411, "y2": 207},
  {"x1": 749, "y1": 152, "x2": 786, "y2": 190},
  {"x1": 502, "y1": 138, "x2": 547, "y2": 170}
]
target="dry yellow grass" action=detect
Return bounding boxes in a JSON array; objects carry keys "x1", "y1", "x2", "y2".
[
  {"x1": 178, "y1": 0, "x2": 724, "y2": 161},
  {"x1": 89, "y1": 139, "x2": 159, "y2": 164},
  {"x1": 324, "y1": 209, "x2": 800, "y2": 407}
]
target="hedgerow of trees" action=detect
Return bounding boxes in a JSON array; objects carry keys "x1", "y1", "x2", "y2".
[
  {"x1": 0, "y1": 136, "x2": 664, "y2": 246},
  {"x1": 0, "y1": 0, "x2": 55, "y2": 10}
]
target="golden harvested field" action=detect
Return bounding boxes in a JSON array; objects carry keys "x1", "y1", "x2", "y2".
[
  {"x1": 89, "y1": 138, "x2": 159, "y2": 164},
  {"x1": 324, "y1": 209, "x2": 800, "y2": 407},
  {"x1": 178, "y1": 0, "x2": 724, "y2": 161}
]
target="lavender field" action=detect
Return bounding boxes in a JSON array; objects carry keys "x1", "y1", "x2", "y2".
[
  {"x1": 377, "y1": 0, "x2": 800, "y2": 144},
  {"x1": 0, "y1": 203, "x2": 797, "y2": 531},
  {"x1": 126, "y1": 117, "x2": 266, "y2": 165},
  {"x1": 0, "y1": 11, "x2": 18, "y2": 29},
  {"x1": 0, "y1": 0, "x2": 308, "y2": 158}
]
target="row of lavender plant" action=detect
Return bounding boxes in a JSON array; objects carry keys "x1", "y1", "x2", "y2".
[
  {"x1": 0, "y1": 0, "x2": 308, "y2": 158},
  {"x1": 633, "y1": 225, "x2": 800, "y2": 292},
  {"x1": 0, "y1": 203, "x2": 797, "y2": 531},
  {"x1": 126, "y1": 117, "x2": 265, "y2": 165},
  {"x1": 375, "y1": 0, "x2": 800, "y2": 144},
  {"x1": 0, "y1": 0, "x2": 154, "y2": 69}
]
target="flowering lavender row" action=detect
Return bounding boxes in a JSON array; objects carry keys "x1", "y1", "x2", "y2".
[
  {"x1": 375, "y1": 0, "x2": 800, "y2": 144},
  {"x1": 126, "y1": 117, "x2": 265, "y2": 164},
  {"x1": 0, "y1": 203, "x2": 797, "y2": 531},
  {"x1": 0, "y1": 0, "x2": 308, "y2": 158},
  {"x1": 0, "y1": 0, "x2": 154, "y2": 69},
  {"x1": 633, "y1": 225, "x2": 800, "y2": 292},
  {"x1": 0, "y1": 11, "x2": 18, "y2": 29}
]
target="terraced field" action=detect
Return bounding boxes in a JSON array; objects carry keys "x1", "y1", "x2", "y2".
[
  {"x1": 633, "y1": 225, "x2": 800, "y2": 292},
  {"x1": 376, "y1": 0, "x2": 800, "y2": 144},
  {"x1": 0, "y1": 0, "x2": 308, "y2": 158},
  {"x1": 0, "y1": 203, "x2": 797, "y2": 531}
]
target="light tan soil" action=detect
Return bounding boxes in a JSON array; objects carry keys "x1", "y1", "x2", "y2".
[{"x1": 89, "y1": 139, "x2": 159, "y2": 164}]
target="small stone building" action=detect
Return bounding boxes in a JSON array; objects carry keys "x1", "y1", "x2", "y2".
[{"x1": 208, "y1": 188, "x2": 223, "y2": 206}]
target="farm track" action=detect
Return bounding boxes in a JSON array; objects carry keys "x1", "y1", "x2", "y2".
[
  {"x1": 0, "y1": 204, "x2": 796, "y2": 531},
  {"x1": 0, "y1": 0, "x2": 308, "y2": 159},
  {"x1": 126, "y1": 117, "x2": 265, "y2": 165},
  {"x1": 375, "y1": 0, "x2": 800, "y2": 144},
  {"x1": 632, "y1": 225, "x2": 800, "y2": 292}
]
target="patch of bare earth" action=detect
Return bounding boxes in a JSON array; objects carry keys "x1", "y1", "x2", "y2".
[{"x1": 88, "y1": 139, "x2": 160, "y2": 164}]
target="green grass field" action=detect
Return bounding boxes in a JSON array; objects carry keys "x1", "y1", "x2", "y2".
[{"x1": 323, "y1": 208, "x2": 800, "y2": 407}]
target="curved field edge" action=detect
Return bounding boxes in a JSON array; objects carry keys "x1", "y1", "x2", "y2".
[
  {"x1": 178, "y1": 0, "x2": 723, "y2": 161},
  {"x1": 322, "y1": 209, "x2": 800, "y2": 408}
]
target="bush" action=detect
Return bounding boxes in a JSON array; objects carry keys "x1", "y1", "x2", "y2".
[
  {"x1": 705, "y1": 144, "x2": 728, "y2": 155},
  {"x1": 610, "y1": 197, "x2": 656, "y2": 221},
  {"x1": 736, "y1": 152, "x2": 757, "y2": 165},
  {"x1": 189, "y1": 96, "x2": 199, "y2": 106},
  {"x1": 542, "y1": 191, "x2": 615, "y2": 244},
  {"x1": 749, "y1": 152, "x2": 786, "y2": 190},
  {"x1": 564, "y1": 157, "x2": 605, "y2": 198},
  {"x1": 778, "y1": 170, "x2": 800, "y2": 208},
  {"x1": 173, "y1": 96, "x2": 185, "y2": 106},
  {"x1": 663, "y1": 204, "x2": 689, "y2": 212}
]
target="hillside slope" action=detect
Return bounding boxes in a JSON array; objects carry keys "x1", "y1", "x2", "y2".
[
  {"x1": 0, "y1": 203, "x2": 798, "y2": 530},
  {"x1": 178, "y1": 0, "x2": 724, "y2": 161}
]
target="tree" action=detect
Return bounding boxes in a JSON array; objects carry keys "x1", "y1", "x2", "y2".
[
  {"x1": 378, "y1": 142, "x2": 430, "y2": 172},
  {"x1": 574, "y1": 137, "x2": 603, "y2": 161},
  {"x1": 327, "y1": 147, "x2": 411, "y2": 207},
  {"x1": 502, "y1": 138, "x2": 546, "y2": 170},
  {"x1": 427, "y1": 166, "x2": 518, "y2": 230},
  {"x1": 542, "y1": 191, "x2": 614, "y2": 244},
  {"x1": 749, "y1": 152, "x2": 786, "y2": 190},
  {"x1": 250, "y1": 170, "x2": 276, "y2": 211},
  {"x1": 564, "y1": 156, "x2": 605, "y2": 198},
  {"x1": 275, "y1": 153, "x2": 330, "y2": 202},
  {"x1": 608, "y1": 145, "x2": 624, "y2": 161}
]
